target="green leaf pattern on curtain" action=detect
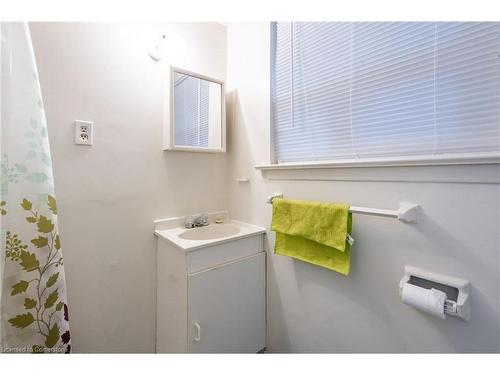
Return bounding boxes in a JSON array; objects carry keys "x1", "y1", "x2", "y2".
[{"x1": 1, "y1": 22, "x2": 70, "y2": 354}]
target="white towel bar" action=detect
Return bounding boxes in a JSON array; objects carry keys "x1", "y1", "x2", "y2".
[{"x1": 266, "y1": 193, "x2": 419, "y2": 223}]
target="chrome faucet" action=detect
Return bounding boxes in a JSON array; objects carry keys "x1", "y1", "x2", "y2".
[
  {"x1": 194, "y1": 213, "x2": 209, "y2": 227},
  {"x1": 185, "y1": 213, "x2": 209, "y2": 228},
  {"x1": 184, "y1": 216, "x2": 195, "y2": 229}
]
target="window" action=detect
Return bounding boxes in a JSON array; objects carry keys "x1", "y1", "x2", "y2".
[{"x1": 271, "y1": 22, "x2": 500, "y2": 164}]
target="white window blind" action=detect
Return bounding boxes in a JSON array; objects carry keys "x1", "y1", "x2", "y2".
[
  {"x1": 271, "y1": 22, "x2": 500, "y2": 163},
  {"x1": 174, "y1": 73, "x2": 209, "y2": 147}
]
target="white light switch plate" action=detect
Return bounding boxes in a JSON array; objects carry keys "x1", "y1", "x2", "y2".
[{"x1": 74, "y1": 120, "x2": 93, "y2": 145}]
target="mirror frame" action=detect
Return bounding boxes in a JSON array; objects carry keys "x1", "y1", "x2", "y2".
[{"x1": 165, "y1": 66, "x2": 226, "y2": 153}]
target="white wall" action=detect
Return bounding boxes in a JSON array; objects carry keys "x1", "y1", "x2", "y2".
[
  {"x1": 226, "y1": 23, "x2": 500, "y2": 353},
  {"x1": 29, "y1": 22, "x2": 227, "y2": 353}
]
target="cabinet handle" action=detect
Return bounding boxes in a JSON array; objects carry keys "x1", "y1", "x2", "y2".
[{"x1": 193, "y1": 322, "x2": 201, "y2": 342}]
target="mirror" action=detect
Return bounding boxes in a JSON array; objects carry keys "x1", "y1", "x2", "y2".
[{"x1": 168, "y1": 67, "x2": 225, "y2": 152}]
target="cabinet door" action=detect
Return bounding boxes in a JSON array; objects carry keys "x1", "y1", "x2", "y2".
[{"x1": 188, "y1": 252, "x2": 265, "y2": 353}]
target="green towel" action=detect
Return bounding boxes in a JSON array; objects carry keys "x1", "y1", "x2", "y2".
[{"x1": 271, "y1": 198, "x2": 353, "y2": 275}]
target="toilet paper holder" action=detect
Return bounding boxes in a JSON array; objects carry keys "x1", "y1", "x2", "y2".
[{"x1": 399, "y1": 266, "x2": 471, "y2": 321}]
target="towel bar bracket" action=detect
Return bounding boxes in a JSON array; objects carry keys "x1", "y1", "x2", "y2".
[
  {"x1": 266, "y1": 193, "x2": 284, "y2": 204},
  {"x1": 397, "y1": 203, "x2": 419, "y2": 223},
  {"x1": 266, "y1": 193, "x2": 419, "y2": 223}
]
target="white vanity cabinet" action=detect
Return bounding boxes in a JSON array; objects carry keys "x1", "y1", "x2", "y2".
[{"x1": 155, "y1": 221, "x2": 266, "y2": 353}]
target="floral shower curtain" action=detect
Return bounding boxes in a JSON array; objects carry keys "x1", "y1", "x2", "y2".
[{"x1": 0, "y1": 23, "x2": 70, "y2": 353}]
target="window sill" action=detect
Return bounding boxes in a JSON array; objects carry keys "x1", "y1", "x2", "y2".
[{"x1": 254, "y1": 152, "x2": 500, "y2": 171}]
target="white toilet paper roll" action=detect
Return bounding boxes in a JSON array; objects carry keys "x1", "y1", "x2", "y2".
[{"x1": 401, "y1": 283, "x2": 446, "y2": 319}]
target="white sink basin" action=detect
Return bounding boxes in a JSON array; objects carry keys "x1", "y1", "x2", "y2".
[
  {"x1": 178, "y1": 224, "x2": 241, "y2": 240},
  {"x1": 154, "y1": 213, "x2": 265, "y2": 251}
]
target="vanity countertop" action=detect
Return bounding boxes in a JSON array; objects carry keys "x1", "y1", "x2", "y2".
[{"x1": 154, "y1": 213, "x2": 265, "y2": 251}]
